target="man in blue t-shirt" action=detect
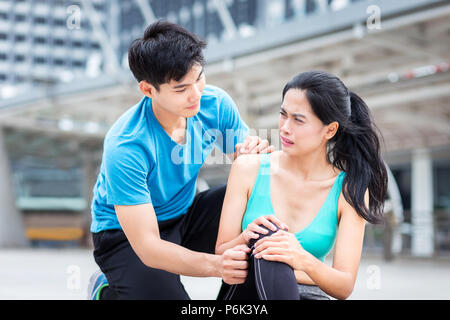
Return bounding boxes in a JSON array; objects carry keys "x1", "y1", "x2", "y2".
[{"x1": 87, "y1": 21, "x2": 274, "y2": 300}]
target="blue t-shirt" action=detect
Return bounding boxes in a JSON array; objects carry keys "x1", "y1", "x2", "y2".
[{"x1": 90, "y1": 85, "x2": 249, "y2": 233}]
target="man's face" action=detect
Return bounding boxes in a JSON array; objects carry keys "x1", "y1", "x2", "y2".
[{"x1": 148, "y1": 63, "x2": 206, "y2": 118}]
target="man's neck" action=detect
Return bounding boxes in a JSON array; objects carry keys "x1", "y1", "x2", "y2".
[{"x1": 152, "y1": 103, "x2": 187, "y2": 143}]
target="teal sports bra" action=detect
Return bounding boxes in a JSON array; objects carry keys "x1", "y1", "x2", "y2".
[{"x1": 242, "y1": 153, "x2": 346, "y2": 262}]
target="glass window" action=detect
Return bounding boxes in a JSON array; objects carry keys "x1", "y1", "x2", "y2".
[
  {"x1": 53, "y1": 19, "x2": 65, "y2": 27},
  {"x1": 33, "y1": 37, "x2": 46, "y2": 44},
  {"x1": 14, "y1": 14, "x2": 27, "y2": 22},
  {"x1": 14, "y1": 55, "x2": 25, "y2": 62},
  {"x1": 434, "y1": 161, "x2": 450, "y2": 253},
  {"x1": 54, "y1": 58, "x2": 65, "y2": 66},
  {"x1": 72, "y1": 60, "x2": 83, "y2": 67},
  {"x1": 33, "y1": 56, "x2": 46, "y2": 64},
  {"x1": 15, "y1": 34, "x2": 26, "y2": 42},
  {"x1": 72, "y1": 41, "x2": 83, "y2": 48},
  {"x1": 391, "y1": 166, "x2": 411, "y2": 211},
  {"x1": 53, "y1": 38, "x2": 64, "y2": 46},
  {"x1": 435, "y1": 164, "x2": 450, "y2": 210},
  {"x1": 34, "y1": 16, "x2": 47, "y2": 24}
]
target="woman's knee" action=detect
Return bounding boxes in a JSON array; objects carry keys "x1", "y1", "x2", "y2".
[
  {"x1": 248, "y1": 224, "x2": 299, "y2": 300},
  {"x1": 248, "y1": 224, "x2": 281, "y2": 249}
]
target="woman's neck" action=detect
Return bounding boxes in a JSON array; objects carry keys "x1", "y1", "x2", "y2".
[{"x1": 279, "y1": 149, "x2": 338, "y2": 181}]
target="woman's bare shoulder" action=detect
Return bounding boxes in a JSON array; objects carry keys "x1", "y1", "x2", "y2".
[
  {"x1": 233, "y1": 153, "x2": 261, "y2": 168},
  {"x1": 231, "y1": 153, "x2": 266, "y2": 185},
  {"x1": 234, "y1": 150, "x2": 280, "y2": 167}
]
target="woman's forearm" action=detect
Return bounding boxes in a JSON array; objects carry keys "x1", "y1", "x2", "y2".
[
  {"x1": 215, "y1": 232, "x2": 248, "y2": 255},
  {"x1": 294, "y1": 269, "x2": 316, "y2": 285},
  {"x1": 304, "y1": 257, "x2": 355, "y2": 300}
]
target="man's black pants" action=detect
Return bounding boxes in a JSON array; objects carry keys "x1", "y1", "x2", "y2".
[{"x1": 92, "y1": 184, "x2": 227, "y2": 300}]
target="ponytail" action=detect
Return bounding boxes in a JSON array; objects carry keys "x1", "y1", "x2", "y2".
[{"x1": 330, "y1": 91, "x2": 388, "y2": 224}]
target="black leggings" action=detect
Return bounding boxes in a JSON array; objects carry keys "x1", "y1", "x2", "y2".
[{"x1": 218, "y1": 226, "x2": 300, "y2": 300}]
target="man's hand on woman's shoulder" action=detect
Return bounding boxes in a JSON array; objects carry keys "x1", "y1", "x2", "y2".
[{"x1": 235, "y1": 135, "x2": 275, "y2": 159}]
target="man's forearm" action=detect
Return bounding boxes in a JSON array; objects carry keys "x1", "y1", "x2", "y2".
[
  {"x1": 216, "y1": 232, "x2": 247, "y2": 255},
  {"x1": 140, "y1": 237, "x2": 222, "y2": 278}
]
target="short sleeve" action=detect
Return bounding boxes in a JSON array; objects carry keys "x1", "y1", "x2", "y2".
[
  {"x1": 215, "y1": 90, "x2": 249, "y2": 154},
  {"x1": 103, "y1": 140, "x2": 152, "y2": 206}
]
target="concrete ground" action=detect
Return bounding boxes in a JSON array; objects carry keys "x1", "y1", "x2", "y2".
[{"x1": 0, "y1": 249, "x2": 448, "y2": 300}]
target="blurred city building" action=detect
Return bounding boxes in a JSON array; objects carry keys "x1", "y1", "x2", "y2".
[{"x1": 0, "y1": 0, "x2": 448, "y2": 259}]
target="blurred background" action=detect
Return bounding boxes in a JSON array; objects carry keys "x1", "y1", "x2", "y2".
[{"x1": 0, "y1": 0, "x2": 449, "y2": 299}]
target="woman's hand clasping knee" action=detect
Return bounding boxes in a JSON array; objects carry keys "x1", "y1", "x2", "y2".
[{"x1": 241, "y1": 215, "x2": 288, "y2": 244}]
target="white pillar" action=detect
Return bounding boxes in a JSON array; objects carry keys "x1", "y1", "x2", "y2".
[
  {"x1": 0, "y1": 128, "x2": 28, "y2": 247},
  {"x1": 411, "y1": 148, "x2": 434, "y2": 257}
]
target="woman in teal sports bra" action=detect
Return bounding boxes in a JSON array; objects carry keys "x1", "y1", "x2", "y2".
[{"x1": 215, "y1": 71, "x2": 388, "y2": 300}]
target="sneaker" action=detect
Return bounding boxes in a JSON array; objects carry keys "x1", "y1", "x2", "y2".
[{"x1": 87, "y1": 270, "x2": 109, "y2": 300}]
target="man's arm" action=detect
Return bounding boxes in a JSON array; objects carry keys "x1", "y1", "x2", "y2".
[
  {"x1": 115, "y1": 203, "x2": 220, "y2": 277},
  {"x1": 115, "y1": 202, "x2": 249, "y2": 282}
]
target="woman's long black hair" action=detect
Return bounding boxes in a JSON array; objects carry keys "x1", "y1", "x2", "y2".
[{"x1": 282, "y1": 71, "x2": 388, "y2": 224}]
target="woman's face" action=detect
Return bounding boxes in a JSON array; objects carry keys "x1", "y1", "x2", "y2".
[{"x1": 278, "y1": 88, "x2": 336, "y2": 156}]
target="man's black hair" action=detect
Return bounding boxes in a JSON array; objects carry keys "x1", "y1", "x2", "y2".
[{"x1": 128, "y1": 20, "x2": 207, "y2": 90}]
